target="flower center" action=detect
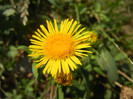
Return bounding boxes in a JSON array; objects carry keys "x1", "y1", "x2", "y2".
[{"x1": 44, "y1": 34, "x2": 75, "y2": 59}]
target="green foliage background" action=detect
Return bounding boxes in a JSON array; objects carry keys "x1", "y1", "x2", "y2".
[{"x1": 0, "y1": 0, "x2": 133, "y2": 99}]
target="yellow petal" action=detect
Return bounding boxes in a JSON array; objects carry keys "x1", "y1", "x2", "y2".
[
  {"x1": 47, "y1": 59, "x2": 55, "y2": 73},
  {"x1": 33, "y1": 57, "x2": 45, "y2": 62},
  {"x1": 75, "y1": 52, "x2": 88, "y2": 57},
  {"x1": 37, "y1": 29, "x2": 46, "y2": 38},
  {"x1": 28, "y1": 52, "x2": 42, "y2": 56},
  {"x1": 76, "y1": 43, "x2": 91, "y2": 49},
  {"x1": 68, "y1": 21, "x2": 77, "y2": 35},
  {"x1": 30, "y1": 39, "x2": 43, "y2": 45},
  {"x1": 35, "y1": 31, "x2": 41, "y2": 37},
  {"x1": 75, "y1": 35, "x2": 90, "y2": 42},
  {"x1": 61, "y1": 60, "x2": 66, "y2": 74},
  {"x1": 54, "y1": 19, "x2": 59, "y2": 33},
  {"x1": 40, "y1": 24, "x2": 49, "y2": 36},
  {"x1": 29, "y1": 45, "x2": 42, "y2": 49},
  {"x1": 61, "y1": 19, "x2": 69, "y2": 33},
  {"x1": 67, "y1": 58, "x2": 77, "y2": 70},
  {"x1": 32, "y1": 35, "x2": 44, "y2": 41},
  {"x1": 60, "y1": 20, "x2": 65, "y2": 32},
  {"x1": 35, "y1": 57, "x2": 49, "y2": 68},
  {"x1": 71, "y1": 24, "x2": 81, "y2": 36},
  {"x1": 65, "y1": 19, "x2": 73, "y2": 33},
  {"x1": 76, "y1": 50, "x2": 92, "y2": 53},
  {"x1": 62, "y1": 59, "x2": 70, "y2": 74},
  {"x1": 70, "y1": 56, "x2": 82, "y2": 65},
  {"x1": 29, "y1": 48, "x2": 42, "y2": 51},
  {"x1": 51, "y1": 59, "x2": 60, "y2": 76},
  {"x1": 43, "y1": 59, "x2": 54, "y2": 74},
  {"x1": 50, "y1": 21, "x2": 56, "y2": 34},
  {"x1": 73, "y1": 27, "x2": 86, "y2": 37}
]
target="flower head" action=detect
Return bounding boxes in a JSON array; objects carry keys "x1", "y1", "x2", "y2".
[
  {"x1": 88, "y1": 31, "x2": 97, "y2": 43},
  {"x1": 29, "y1": 19, "x2": 92, "y2": 76},
  {"x1": 54, "y1": 72, "x2": 73, "y2": 86}
]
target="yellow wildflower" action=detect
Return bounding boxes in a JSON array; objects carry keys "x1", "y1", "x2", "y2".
[{"x1": 29, "y1": 19, "x2": 92, "y2": 76}]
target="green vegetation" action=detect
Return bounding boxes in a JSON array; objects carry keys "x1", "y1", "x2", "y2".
[{"x1": 0, "y1": 0, "x2": 133, "y2": 98}]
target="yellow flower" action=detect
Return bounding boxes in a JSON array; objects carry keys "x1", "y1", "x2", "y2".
[
  {"x1": 54, "y1": 72, "x2": 73, "y2": 86},
  {"x1": 29, "y1": 19, "x2": 92, "y2": 76},
  {"x1": 88, "y1": 31, "x2": 97, "y2": 43}
]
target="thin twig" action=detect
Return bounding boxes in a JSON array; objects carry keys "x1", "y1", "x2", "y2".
[
  {"x1": 118, "y1": 70, "x2": 133, "y2": 83},
  {"x1": 0, "y1": 85, "x2": 6, "y2": 95},
  {"x1": 99, "y1": 82, "x2": 119, "y2": 94},
  {"x1": 114, "y1": 81, "x2": 123, "y2": 88}
]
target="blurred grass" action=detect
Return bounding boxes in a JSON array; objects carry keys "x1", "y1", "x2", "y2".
[{"x1": 0, "y1": 0, "x2": 133, "y2": 98}]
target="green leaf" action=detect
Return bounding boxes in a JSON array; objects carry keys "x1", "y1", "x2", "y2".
[
  {"x1": 96, "y1": 50, "x2": 119, "y2": 84},
  {"x1": 7, "y1": 45, "x2": 18, "y2": 58},
  {"x1": 17, "y1": 45, "x2": 30, "y2": 53},
  {"x1": 48, "y1": 0, "x2": 57, "y2": 6},
  {"x1": 114, "y1": 52, "x2": 126, "y2": 61},
  {"x1": 93, "y1": 67, "x2": 104, "y2": 76},
  {"x1": 78, "y1": 3, "x2": 87, "y2": 15},
  {"x1": 32, "y1": 63, "x2": 38, "y2": 79},
  {"x1": 3, "y1": 8, "x2": 15, "y2": 16}
]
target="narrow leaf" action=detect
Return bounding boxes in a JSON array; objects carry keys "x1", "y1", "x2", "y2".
[{"x1": 96, "y1": 50, "x2": 119, "y2": 84}]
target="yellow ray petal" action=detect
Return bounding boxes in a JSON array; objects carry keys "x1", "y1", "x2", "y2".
[
  {"x1": 61, "y1": 19, "x2": 69, "y2": 33},
  {"x1": 65, "y1": 19, "x2": 73, "y2": 33},
  {"x1": 75, "y1": 35, "x2": 90, "y2": 42},
  {"x1": 30, "y1": 39, "x2": 43, "y2": 44},
  {"x1": 46, "y1": 20, "x2": 53, "y2": 34},
  {"x1": 54, "y1": 19, "x2": 59, "y2": 33},
  {"x1": 70, "y1": 56, "x2": 82, "y2": 65},
  {"x1": 71, "y1": 24, "x2": 81, "y2": 36},
  {"x1": 31, "y1": 41, "x2": 42, "y2": 46},
  {"x1": 76, "y1": 43, "x2": 91, "y2": 49},
  {"x1": 40, "y1": 25, "x2": 49, "y2": 36},
  {"x1": 33, "y1": 57, "x2": 45, "y2": 62},
  {"x1": 29, "y1": 45, "x2": 42, "y2": 49},
  {"x1": 28, "y1": 52, "x2": 43, "y2": 56},
  {"x1": 74, "y1": 31, "x2": 89, "y2": 39},
  {"x1": 43, "y1": 59, "x2": 54, "y2": 74},
  {"x1": 62, "y1": 59, "x2": 70, "y2": 74},
  {"x1": 57, "y1": 59, "x2": 61, "y2": 73},
  {"x1": 37, "y1": 29, "x2": 46, "y2": 38},
  {"x1": 68, "y1": 21, "x2": 77, "y2": 35},
  {"x1": 50, "y1": 21, "x2": 56, "y2": 34},
  {"x1": 32, "y1": 35, "x2": 44, "y2": 41},
  {"x1": 61, "y1": 59, "x2": 67, "y2": 74},
  {"x1": 51, "y1": 59, "x2": 60, "y2": 76},
  {"x1": 75, "y1": 52, "x2": 88, "y2": 57},
  {"x1": 35, "y1": 31, "x2": 41, "y2": 37},
  {"x1": 50, "y1": 60, "x2": 57, "y2": 76},
  {"x1": 76, "y1": 50, "x2": 92, "y2": 53},
  {"x1": 47, "y1": 59, "x2": 55, "y2": 73},
  {"x1": 60, "y1": 20, "x2": 65, "y2": 32},
  {"x1": 35, "y1": 57, "x2": 49, "y2": 68},
  {"x1": 29, "y1": 48, "x2": 42, "y2": 52},
  {"x1": 73, "y1": 27, "x2": 86, "y2": 37},
  {"x1": 67, "y1": 58, "x2": 77, "y2": 70}
]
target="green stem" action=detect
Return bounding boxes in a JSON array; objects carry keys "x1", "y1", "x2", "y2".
[
  {"x1": 56, "y1": 84, "x2": 64, "y2": 99},
  {"x1": 79, "y1": 68, "x2": 90, "y2": 98},
  {"x1": 93, "y1": 48, "x2": 100, "y2": 56},
  {"x1": 75, "y1": 4, "x2": 80, "y2": 23},
  {"x1": 102, "y1": 31, "x2": 133, "y2": 64}
]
